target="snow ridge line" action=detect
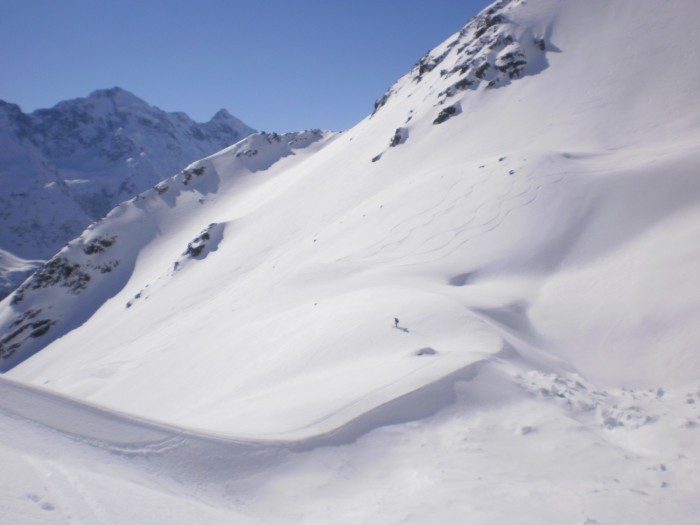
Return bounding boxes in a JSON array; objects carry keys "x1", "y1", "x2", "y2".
[{"x1": 0, "y1": 352, "x2": 496, "y2": 452}]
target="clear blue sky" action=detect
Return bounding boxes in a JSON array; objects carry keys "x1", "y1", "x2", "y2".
[{"x1": 1, "y1": 0, "x2": 492, "y2": 132}]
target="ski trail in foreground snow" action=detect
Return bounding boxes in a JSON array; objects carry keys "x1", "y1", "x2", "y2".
[
  {"x1": 3, "y1": 361, "x2": 700, "y2": 525},
  {"x1": 0, "y1": 377, "x2": 289, "y2": 481}
]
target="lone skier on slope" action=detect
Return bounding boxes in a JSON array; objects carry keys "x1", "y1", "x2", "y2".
[{"x1": 394, "y1": 317, "x2": 399, "y2": 328}]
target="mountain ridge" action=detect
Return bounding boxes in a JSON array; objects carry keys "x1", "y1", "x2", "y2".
[
  {"x1": 0, "y1": 87, "x2": 255, "y2": 298},
  {"x1": 1, "y1": 0, "x2": 700, "y2": 522},
  {"x1": 4, "y1": 0, "x2": 699, "y2": 422}
]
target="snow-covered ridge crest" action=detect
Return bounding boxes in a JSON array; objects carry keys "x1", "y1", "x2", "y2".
[
  {"x1": 197, "y1": 129, "x2": 332, "y2": 173},
  {"x1": 0, "y1": 129, "x2": 336, "y2": 371},
  {"x1": 0, "y1": 87, "x2": 256, "y2": 299},
  {"x1": 0, "y1": 215, "x2": 154, "y2": 370},
  {"x1": 151, "y1": 129, "x2": 334, "y2": 197}
]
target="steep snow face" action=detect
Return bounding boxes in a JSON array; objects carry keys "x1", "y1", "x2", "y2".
[
  {"x1": 0, "y1": 88, "x2": 255, "y2": 298},
  {"x1": 3, "y1": 0, "x2": 700, "y2": 442},
  {"x1": 0, "y1": 129, "x2": 335, "y2": 371},
  {"x1": 372, "y1": 0, "x2": 549, "y2": 118}
]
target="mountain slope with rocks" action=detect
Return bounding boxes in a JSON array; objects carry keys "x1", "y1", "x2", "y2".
[
  {"x1": 0, "y1": 88, "x2": 254, "y2": 298},
  {"x1": 1, "y1": 0, "x2": 699, "y2": 523}
]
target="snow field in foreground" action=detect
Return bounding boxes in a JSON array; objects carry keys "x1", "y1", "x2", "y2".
[{"x1": 2, "y1": 362, "x2": 700, "y2": 525}]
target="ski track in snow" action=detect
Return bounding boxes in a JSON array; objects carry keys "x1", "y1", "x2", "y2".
[
  {"x1": 358, "y1": 165, "x2": 566, "y2": 266},
  {"x1": 2, "y1": 363, "x2": 700, "y2": 524}
]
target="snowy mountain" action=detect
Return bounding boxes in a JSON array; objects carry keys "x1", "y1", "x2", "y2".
[
  {"x1": 2, "y1": 0, "x2": 700, "y2": 523},
  {"x1": 0, "y1": 88, "x2": 254, "y2": 298}
]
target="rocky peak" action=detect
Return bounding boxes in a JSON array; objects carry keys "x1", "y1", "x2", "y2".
[
  {"x1": 372, "y1": 0, "x2": 547, "y2": 117},
  {"x1": 210, "y1": 108, "x2": 234, "y2": 121}
]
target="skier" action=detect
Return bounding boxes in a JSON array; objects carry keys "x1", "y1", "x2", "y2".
[{"x1": 394, "y1": 317, "x2": 399, "y2": 328}]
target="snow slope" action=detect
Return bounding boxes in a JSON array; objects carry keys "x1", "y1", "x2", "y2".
[
  {"x1": 1, "y1": 0, "x2": 700, "y2": 522},
  {"x1": 0, "y1": 88, "x2": 254, "y2": 299},
  {"x1": 2, "y1": 362, "x2": 700, "y2": 524}
]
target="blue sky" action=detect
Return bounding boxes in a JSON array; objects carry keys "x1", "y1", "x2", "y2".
[{"x1": 1, "y1": 0, "x2": 492, "y2": 132}]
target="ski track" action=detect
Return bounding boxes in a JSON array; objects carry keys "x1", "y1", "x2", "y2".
[
  {"x1": 355, "y1": 168, "x2": 565, "y2": 266},
  {"x1": 0, "y1": 353, "x2": 486, "y2": 470}
]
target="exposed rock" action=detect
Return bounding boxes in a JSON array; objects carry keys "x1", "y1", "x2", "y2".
[
  {"x1": 182, "y1": 166, "x2": 206, "y2": 186},
  {"x1": 0, "y1": 88, "x2": 255, "y2": 298},
  {"x1": 389, "y1": 127, "x2": 409, "y2": 147},
  {"x1": 433, "y1": 105, "x2": 459, "y2": 125},
  {"x1": 83, "y1": 236, "x2": 116, "y2": 255}
]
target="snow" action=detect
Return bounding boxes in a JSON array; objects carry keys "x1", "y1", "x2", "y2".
[
  {"x1": 2, "y1": 0, "x2": 700, "y2": 522},
  {"x1": 2, "y1": 366, "x2": 700, "y2": 524},
  {"x1": 0, "y1": 87, "x2": 255, "y2": 298},
  {"x1": 0, "y1": 249, "x2": 42, "y2": 302}
]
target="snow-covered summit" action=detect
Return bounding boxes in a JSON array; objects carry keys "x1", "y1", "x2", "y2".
[
  {"x1": 373, "y1": 0, "x2": 547, "y2": 117},
  {"x1": 66, "y1": 86, "x2": 149, "y2": 112},
  {"x1": 0, "y1": 88, "x2": 255, "y2": 298}
]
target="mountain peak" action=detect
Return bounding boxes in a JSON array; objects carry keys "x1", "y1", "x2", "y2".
[
  {"x1": 211, "y1": 108, "x2": 233, "y2": 121},
  {"x1": 0, "y1": 99, "x2": 24, "y2": 117},
  {"x1": 85, "y1": 86, "x2": 149, "y2": 108},
  {"x1": 0, "y1": 89, "x2": 256, "y2": 297},
  {"x1": 202, "y1": 107, "x2": 255, "y2": 137}
]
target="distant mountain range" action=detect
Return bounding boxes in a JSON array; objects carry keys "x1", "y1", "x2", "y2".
[{"x1": 0, "y1": 87, "x2": 254, "y2": 298}]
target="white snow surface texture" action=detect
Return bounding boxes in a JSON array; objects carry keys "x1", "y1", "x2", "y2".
[{"x1": 2, "y1": 0, "x2": 700, "y2": 523}]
